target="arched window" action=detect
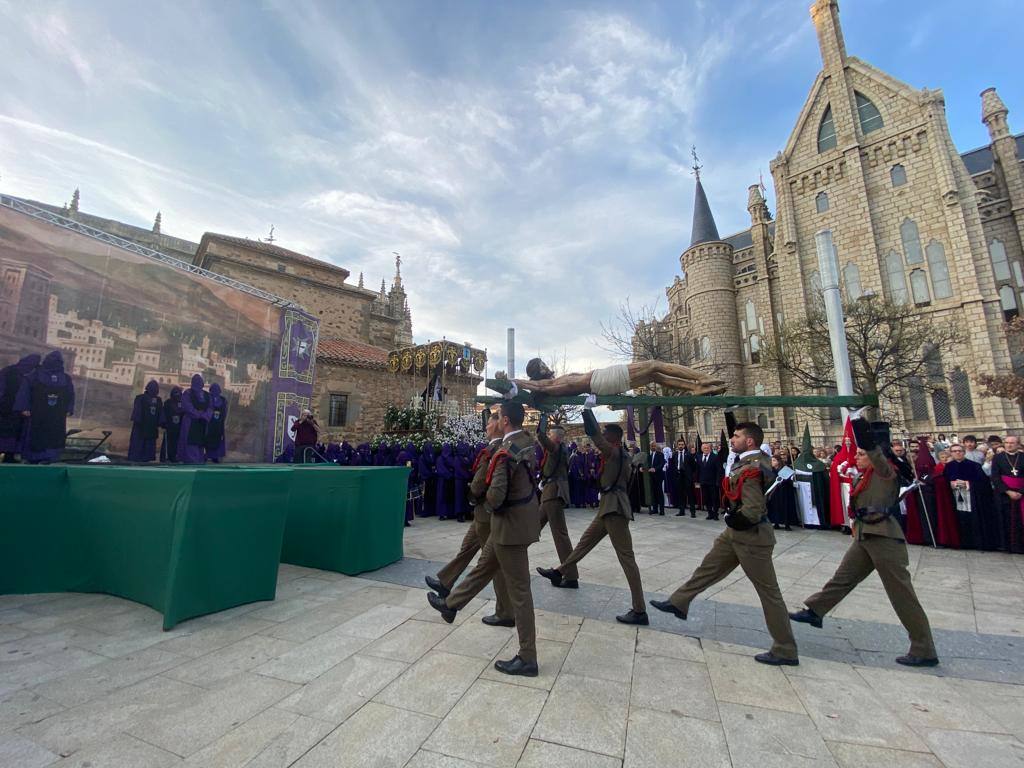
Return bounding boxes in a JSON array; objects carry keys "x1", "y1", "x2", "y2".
[
  {"x1": 745, "y1": 300, "x2": 757, "y2": 331},
  {"x1": 757, "y1": 413, "x2": 768, "y2": 429},
  {"x1": 885, "y1": 250, "x2": 908, "y2": 304},
  {"x1": 700, "y1": 337, "x2": 712, "y2": 360},
  {"x1": 926, "y1": 241, "x2": 952, "y2": 299},
  {"x1": 855, "y1": 92, "x2": 883, "y2": 134},
  {"x1": 951, "y1": 368, "x2": 975, "y2": 419},
  {"x1": 910, "y1": 269, "x2": 931, "y2": 305},
  {"x1": 923, "y1": 346, "x2": 952, "y2": 426},
  {"x1": 991, "y1": 239, "x2": 1011, "y2": 281},
  {"x1": 702, "y1": 411, "x2": 713, "y2": 436},
  {"x1": 843, "y1": 262, "x2": 862, "y2": 300},
  {"x1": 749, "y1": 334, "x2": 761, "y2": 365},
  {"x1": 1000, "y1": 285, "x2": 1018, "y2": 321},
  {"x1": 808, "y1": 270, "x2": 823, "y2": 309},
  {"x1": 890, "y1": 164, "x2": 907, "y2": 187},
  {"x1": 901, "y1": 219, "x2": 923, "y2": 264},
  {"x1": 817, "y1": 105, "x2": 837, "y2": 153},
  {"x1": 754, "y1": 383, "x2": 766, "y2": 398},
  {"x1": 815, "y1": 191, "x2": 829, "y2": 213}
]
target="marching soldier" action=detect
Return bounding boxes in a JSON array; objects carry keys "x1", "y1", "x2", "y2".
[
  {"x1": 425, "y1": 409, "x2": 514, "y2": 626},
  {"x1": 427, "y1": 402, "x2": 541, "y2": 676},
  {"x1": 536, "y1": 413, "x2": 579, "y2": 588},
  {"x1": 650, "y1": 420, "x2": 799, "y2": 666},
  {"x1": 790, "y1": 411, "x2": 939, "y2": 667},
  {"x1": 537, "y1": 396, "x2": 649, "y2": 625}
]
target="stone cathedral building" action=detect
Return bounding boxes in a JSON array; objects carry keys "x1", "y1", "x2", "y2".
[{"x1": 656, "y1": 0, "x2": 1024, "y2": 442}]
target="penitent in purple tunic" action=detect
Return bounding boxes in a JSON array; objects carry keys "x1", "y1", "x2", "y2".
[
  {"x1": 176, "y1": 373, "x2": 211, "y2": 465},
  {"x1": 127, "y1": 380, "x2": 162, "y2": 462}
]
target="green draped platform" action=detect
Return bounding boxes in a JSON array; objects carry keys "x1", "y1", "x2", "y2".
[{"x1": 0, "y1": 464, "x2": 408, "y2": 629}]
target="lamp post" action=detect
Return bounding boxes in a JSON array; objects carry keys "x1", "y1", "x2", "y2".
[{"x1": 815, "y1": 229, "x2": 854, "y2": 420}]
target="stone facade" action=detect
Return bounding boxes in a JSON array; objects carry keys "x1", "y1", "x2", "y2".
[{"x1": 655, "y1": 0, "x2": 1024, "y2": 443}]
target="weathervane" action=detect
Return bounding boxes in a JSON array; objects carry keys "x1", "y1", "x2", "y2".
[
  {"x1": 758, "y1": 170, "x2": 767, "y2": 197},
  {"x1": 690, "y1": 145, "x2": 702, "y2": 181},
  {"x1": 263, "y1": 225, "x2": 276, "y2": 244}
]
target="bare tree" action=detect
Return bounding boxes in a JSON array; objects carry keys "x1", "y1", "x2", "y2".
[
  {"x1": 760, "y1": 295, "x2": 965, "y2": 421},
  {"x1": 978, "y1": 316, "x2": 1024, "y2": 405},
  {"x1": 543, "y1": 348, "x2": 583, "y2": 426}
]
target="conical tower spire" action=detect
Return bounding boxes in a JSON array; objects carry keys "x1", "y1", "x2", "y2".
[
  {"x1": 70, "y1": 188, "x2": 80, "y2": 213},
  {"x1": 689, "y1": 177, "x2": 720, "y2": 247},
  {"x1": 152, "y1": 211, "x2": 162, "y2": 234}
]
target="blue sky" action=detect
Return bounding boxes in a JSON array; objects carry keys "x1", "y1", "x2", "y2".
[{"x1": 1, "y1": 0, "x2": 1021, "y2": 379}]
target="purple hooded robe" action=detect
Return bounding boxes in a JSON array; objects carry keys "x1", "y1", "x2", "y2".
[
  {"x1": 205, "y1": 383, "x2": 228, "y2": 462},
  {"x1": 18, "y1": 351, "x2": 75, "y2": 464},
  {"x1": 160, "y1": 386, "x2": 183, "y2": 462},
  {"x1": 128, "y1": 380, "x2": 162, "y2": 462},
  {"x1": 396, "y1": 442, "x2": 421, "y2": 523},
  {"x1": 568, "y1": 447, "x2": 585, "y2": 508},
  {"x1": 454, "y1": 441, "x2": 472, "y2": 520},
  {"x1": 435, "y1": 443, "x2": 456, "y2": 519},
  {"x1": 176, "y1": 374, "x2": 211, "y2": 464},
  {"x1": 0, "y1": 353, "x2": 40, "y2": 458},
  {"x1": 418, "y1": 441, "x2": 437, "y2": 516}
]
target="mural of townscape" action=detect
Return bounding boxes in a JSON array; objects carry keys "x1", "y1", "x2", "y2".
[{"x1": 0, "y1": 205, "x2": 314, "y2": 461}]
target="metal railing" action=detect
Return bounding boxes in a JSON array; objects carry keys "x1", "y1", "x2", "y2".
[{"x1": 0, "y1": 194, "x2": 299, "y2": 309}]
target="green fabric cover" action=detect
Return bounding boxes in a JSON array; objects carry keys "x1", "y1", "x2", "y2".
[{"x1": 0, "y1": 464, "x2": 407, "y2": 629}]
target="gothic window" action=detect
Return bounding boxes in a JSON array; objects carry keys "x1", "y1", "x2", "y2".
[
  {"x1": 757, "y1": 413, "x2": 768, "y2": 429},
  {"x1": 900, "y1": 219, "x2": 923, "y2": 264},
  {"x1": 700, "y1": 336, "x2": 712, "y2": 360},
  {"x1": 908, "y1": 377, "x2": 929, "y2": 421},
  {"x1": 702, "y1": 411, "x2": 713, "y2": 436},
  {"x1": 926, "y1": 241, "x2": 952, "y2": 299},
  {"x1": 990, "y1": 239, "x2": 1011, "y2": 281},
  {"x1": 754, "y1": 383, "x2": 766, "y2": 398},
  {"x1": 808, "y1": 270, "x2": 824, "y2": 310},
  {"x1": 885, "y1": 250, "x2": 908, "y2": 304},
  {"x1": 1014, "y1": 262, "x2": 1024, "y2": 288},
  {"x1": 855, "y1": 92, "x2": 884, "y2": 134},
  {"x1": 749, "y1": 334, "x2": 761, "y2": 365},
  {"x1": 924, "y1": 345, "x2": 944, "y2": 384},
  {"x1": 932, "y1": 389, "x2": 953, "y2": 427},
  {"x1": 745, "y1": 300, "x2": 757, "y2": 331},
  {"x1": 910, "y1": 269, "x2": 930, "y2": 306},
  {"x1": 843, "y1": 263, "x2": 862, "y2": 300},
  {"x1": 815, "y1": 191, "x2": 829, "y2": 213},
  {"x1": 1000, "y1": 285, "x2": 1018, "y2": 321},
  {"x1": 951, "y1": 368, "x2": 975, "y2": 419},
  {"x1": 890, "y1": 164, "x2": 907, "y2": 187},
  {"x1": 817, "y1": 105, "x2": 837, "y2": 153}
]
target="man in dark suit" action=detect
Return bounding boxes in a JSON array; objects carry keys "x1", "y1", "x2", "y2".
[
  {"x1": 697, "y1": 442, "x2": 721, "y2": 520},
  {"x1": 671, "y1": 439, "x2": 697, "y2": 517},
  {"x1": 648, "y1": 442, "x2": 666, "y2": 515}
]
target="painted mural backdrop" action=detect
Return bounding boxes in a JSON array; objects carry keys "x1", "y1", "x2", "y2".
[{"x1": 0, "y1": 205, "x2": 317, "y2": 461}]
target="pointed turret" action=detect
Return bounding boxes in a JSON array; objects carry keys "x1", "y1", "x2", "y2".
[
  {"x1": 70, "y1": 188, "x2": 80, "y2": 213},
  {"x1": 152, "y1": 211, "x2": 162, "y2": 234},
  {"x1": 358, "y1": 272, "x2": 364, "y2": 289},
  {"x1": 982, "y1": 87, "x2": 1010, "y2": 142},
  {"x1": 689, "y1": 177, "x2": 720, "y2": 247}
]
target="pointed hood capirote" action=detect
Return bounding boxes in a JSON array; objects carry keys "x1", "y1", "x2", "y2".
[
  {"x1": 144, "y1": 380, "x2": 159, "y2": 396},
  {"x1": 190, "y1": 374, "x2": 204, "y2": 391}
]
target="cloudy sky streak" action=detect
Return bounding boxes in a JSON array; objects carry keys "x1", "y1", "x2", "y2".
[{"x1": 0, "y1": 0, "x2": 1020, "y2": 379}]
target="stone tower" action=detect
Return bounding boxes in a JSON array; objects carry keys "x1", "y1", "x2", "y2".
[{"x1": 680, "y1": 175, "x2": 744, "y2": 396}]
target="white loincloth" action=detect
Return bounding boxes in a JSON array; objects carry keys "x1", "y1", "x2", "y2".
[{"x1": 590, "y1": 364, "x2": 632, "y2": 395}]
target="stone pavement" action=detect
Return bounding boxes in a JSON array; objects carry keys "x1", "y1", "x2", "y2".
[{"x1": 0, "y1": 510, "x2": 1020, "y2": 767}]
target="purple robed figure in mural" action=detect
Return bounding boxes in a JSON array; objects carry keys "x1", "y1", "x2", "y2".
[
  {"x1": 160, "y1": 386, "x2": 183, "y2": 462},
  {"x1": 177, "y1": 374, "x2": 211, "y2": 464},
  {"x1": 435, "y1": 443, "x2": 456, "y2": 520},
  {"x1": 0, "y1": 354, "x2": 40, "y2": 462},
  {"x1": 205, "y1": 383, "x2": 228, "y2": 462},
  {"x1": 128, "y1": 380, "x2": 162, "y2": 462},
  {"x1": 18, "y1": 351, "x2": 75, "y2": 464}
]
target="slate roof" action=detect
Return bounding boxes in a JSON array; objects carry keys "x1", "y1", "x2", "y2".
[
  {"x1": 960, "y1": 133, "x2": 1024, "y2": 175},
  {"x1": 689, "y1": 178, "x2": 721, "y2": 247},
  {"x1": 317, "y1": 338, "x2": 390, "y2": 369}
]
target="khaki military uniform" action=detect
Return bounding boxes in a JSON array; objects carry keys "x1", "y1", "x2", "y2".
[
  {"x1": 804, "y1": 445, "x2": 936, "y2": 658},
  {"x1": 446, "y1": 430, "x2": 540, "y2": 663},
  {"x1": 557, "y1": 422, "x2": 646, "y2": 613},
  {"x1": 435, "y1": 438, "x2": 512, "y2": 620},
  {"x1": 669, "y1": 451, "x2": 798, "y2": 660},
  {"x1": 537, "y1": 426, "x2": 579, "y2": 581}
]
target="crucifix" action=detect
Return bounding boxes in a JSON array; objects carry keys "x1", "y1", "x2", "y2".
[{"x1": 690, "y1": 145, "x2": 702, "y2": 181}]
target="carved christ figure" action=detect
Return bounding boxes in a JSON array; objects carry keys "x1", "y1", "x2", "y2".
[{"x1": 514, "y1": 358, "x2": 728, "y2": 397}]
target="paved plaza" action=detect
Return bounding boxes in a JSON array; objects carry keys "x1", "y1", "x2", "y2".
[{"x1": 2, "y1": 510, "x2": 1024, "y2": 767}]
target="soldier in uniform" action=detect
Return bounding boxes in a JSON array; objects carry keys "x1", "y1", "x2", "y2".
[
  {"x1": 425, "y1": 409, "x2": 514, "y2": 626},
  {"x1": 535, "y1": 413, "x2": 579, "y2": 588},
  {"x1": 650, "y1": 420, "x2": 799, "y2": 666},
  {"x1": 537, "y1": 396, "x2": 649, "y2": 625},
  {"x1": 790, "y1": 411, "x2": 939, "y2": 667},
  {"x1": 427, "y1": 402, "x2": 541, "y2": 676}
]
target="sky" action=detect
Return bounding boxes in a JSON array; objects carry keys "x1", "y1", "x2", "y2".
[{"x1": 1, "y1": 0, "x2": 1021, "y2": 382}]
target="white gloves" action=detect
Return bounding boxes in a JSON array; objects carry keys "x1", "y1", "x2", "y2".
[
  {"x1": 848, "y1": 406, "x2": 868, "y2": 422},
  {"x1": 503, "y1": 381, "x2": 518, "y2": 400},
  {"x1": 583, "y1": 394, "x2": 597, "y2": 409}
]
